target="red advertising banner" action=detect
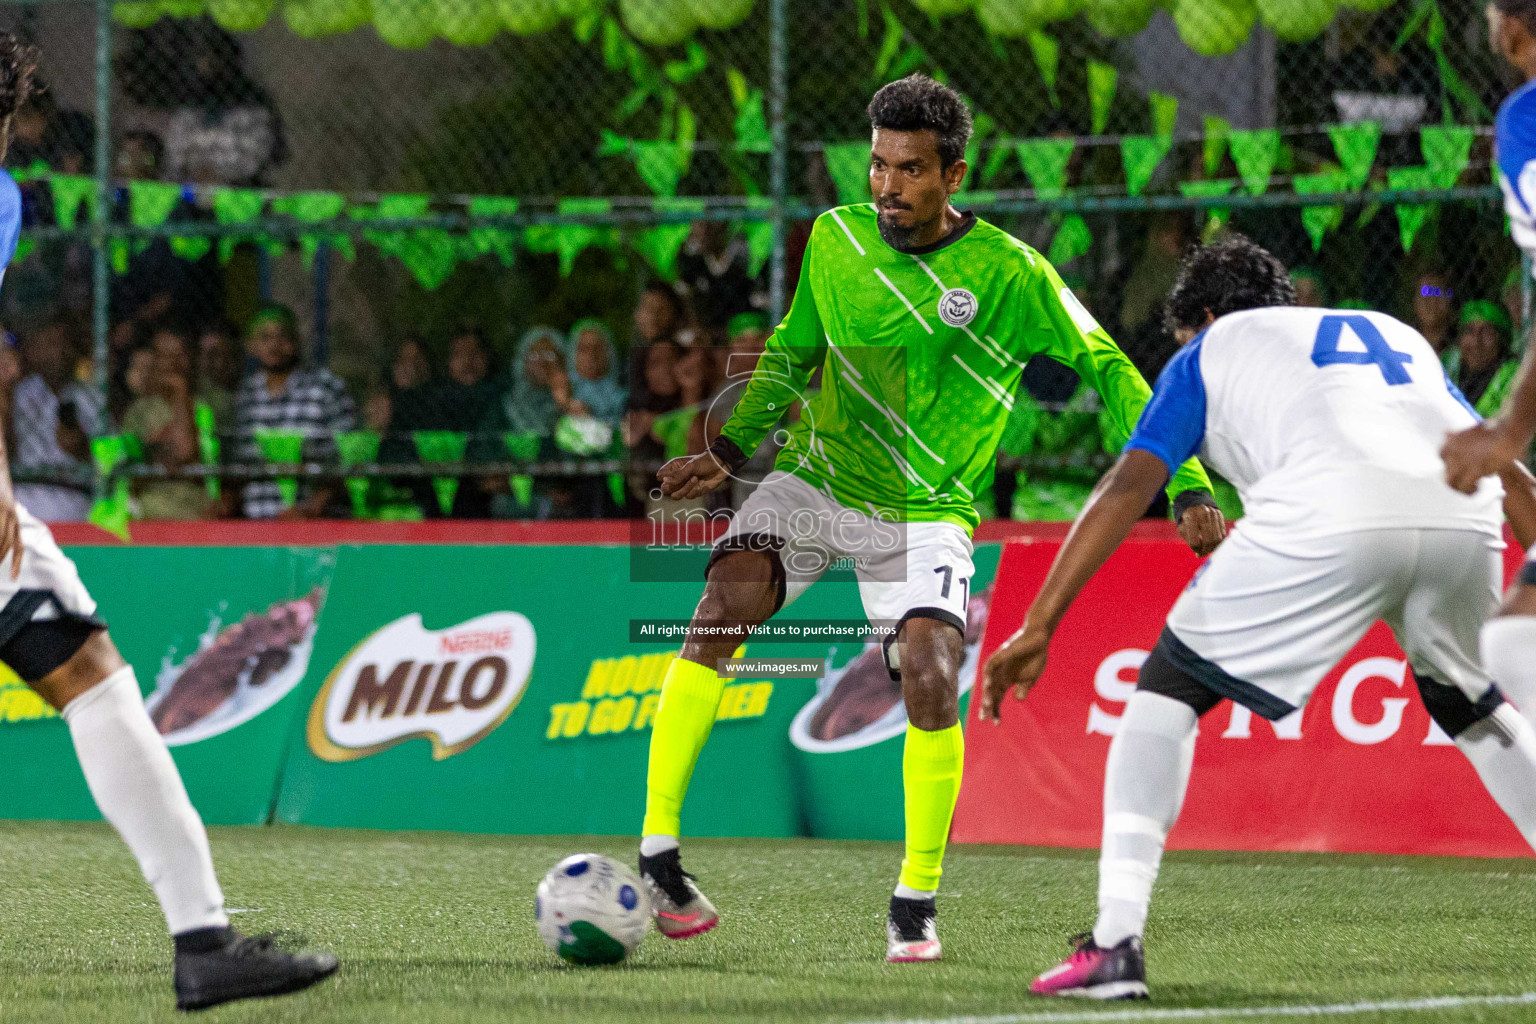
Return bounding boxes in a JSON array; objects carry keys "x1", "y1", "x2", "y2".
[{"x1": 954, "y1": 531, "x2": 1534, "y2": 858}]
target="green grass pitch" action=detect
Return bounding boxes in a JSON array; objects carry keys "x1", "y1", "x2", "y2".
[{"x1": 0, "y1": 821, "x2": 1534, "y2": 1023}]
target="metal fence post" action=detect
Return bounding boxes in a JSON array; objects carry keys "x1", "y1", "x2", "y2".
[
  {"x1": 768, "y1": 0, "x2": 787, "y2": 324},
  {"x1": 92, "y1": 0, "x2": 112, "y2": 500}
]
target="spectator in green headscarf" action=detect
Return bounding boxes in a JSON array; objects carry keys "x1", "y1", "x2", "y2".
[
  {"x1": 565, "y1": 319, "x2": 627, "y2": 426},
  {"x1": 498, "y1": 327, "x2": 566, "y2": 436},
  {"x1": 1456, "y1": 299, "x2": 1519, "y2": 417}
]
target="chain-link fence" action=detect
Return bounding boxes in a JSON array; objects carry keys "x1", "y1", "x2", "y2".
[{"x1": 0, "y1": 0, "x2": 1519, "y2": 525}]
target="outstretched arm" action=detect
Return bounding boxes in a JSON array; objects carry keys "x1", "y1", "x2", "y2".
[
  {"x1": 979, "y1": 449, "x2": 1169, "y2": 721},
  {"x1": 1444, "y1": 343, "x2": 1536, "y2": 493}
]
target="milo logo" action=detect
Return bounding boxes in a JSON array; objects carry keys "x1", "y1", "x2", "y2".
[{"x1": 308, "y1": 611, "x2": 535, "y2": 762}]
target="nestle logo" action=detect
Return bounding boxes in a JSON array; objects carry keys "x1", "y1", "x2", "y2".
[{"x1": 440, "y1": 629, "x2": 513, "y2": 655}]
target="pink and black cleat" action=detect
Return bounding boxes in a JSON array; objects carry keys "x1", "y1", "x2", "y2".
[
  {"x1": 638, "y1": 849, "x2": 719, "y2": 939},
  {"x1": 1031, "y1": 933, "x2": 1149, "y2": 999},
  {"x1": 886, "y1": 896, "x2": 941, "y2": 962}
]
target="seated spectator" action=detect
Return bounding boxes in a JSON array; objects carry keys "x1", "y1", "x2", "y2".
[
  {"x1": 229, "y1": 304, "x2": 354, "y2": 519},
  {"x1": 196, "y1": 321, "x2": 243, "y2": 432},
  {"x1": 387, "y1": 327, "x2": 500, "y2": 518},
  {"x1": 622, "y1": 338, "x2": 682, "y2": 457},
  {"x1": 675, "y1": 221, "x2": 757, "y2": 330},
  {"x1": 495, "y1": 327, "x2": 567, "y2": 438},
  {"x1": 564, "y1": 319, "x2": 626, "y2": 427},
  {"x1": 7, "y1": 319, "x2": 107, "y2": 521},
  {"x1": 1457, "y1": 300, "x2": 1518, "y2": 417},
  {"x1": 392, "y1": 326, "x2": 499, "y2": 434},
  {"x1": 122, "y1": 326, "x2": 208, "y2": 520},
  {"x1": 389, "y1": 334, "x2": 431, "y2": 398},
  {"x1": 1412, "y1": 268, "x2": 1457, "y2": 374},
  {"x1": 1291, "y1": 267, "x2": 1328, "y2": 307}
]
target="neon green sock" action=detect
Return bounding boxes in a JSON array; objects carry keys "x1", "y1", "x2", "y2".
[
  {"x1": 899, "y1": 722, "x2": 965, "y2": 893},
  {"x1": 641, "y1": 657, "x2": 726, "y2": 839}
]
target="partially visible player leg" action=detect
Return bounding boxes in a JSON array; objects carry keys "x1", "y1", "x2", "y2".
[
  {"x1": 1033, "y1": 529, "x2": 1400, "y2": 999},
  {"x1": 887, "y1": 615, "x2": 964, "y2": 962},
  {"x1": 30, "y1": 631, "x2": 338, "y2": 1011},
  {"x1": 1478, "y1": 565, "x2": 1536, "y2": 726},
  {"x1": 861, "y1": 521, "x2": 974, "y2": 963},
  {"x1": 639, "y1": 548, "x2": 778, "y2": 938},
  {"x1": 1398, "y1": 532, "x2": 1536, "y2": 850}
]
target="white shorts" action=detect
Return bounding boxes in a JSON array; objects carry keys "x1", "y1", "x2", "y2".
[
  {"x1": 0, "y1": 504, "x2": 100, "y2": 639},
  {"x1": 712, "y1": 471, "x2": 975, "y2": 669},
  {"x1": 1165, "y1": 526, "x2": 1500, "y2": 718}
]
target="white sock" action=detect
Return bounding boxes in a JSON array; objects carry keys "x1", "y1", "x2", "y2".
[
  {"x1": 893, "y1": 883, "x2": 935, "y2": 901},
  {"x1": 1481, "y1": 617, "x2": 1536, "y2": 726},
  {"x1": 1456, "y1": 704, "x2": 1536, "y2": 852},
  {"x1": 640, "y1": 834, "x2": 680, "y2": 857},
  {"x1": 61, "y1": 667, "x2": 228, "y2": 935},
  {"x1": 1093, "y1": 691, "x2": 1197, "y2": 949}
]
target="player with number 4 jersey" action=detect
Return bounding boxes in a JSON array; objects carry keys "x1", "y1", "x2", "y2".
[{"x1": 984, "y1": 236, "x2": 1536, "y2": 1000}]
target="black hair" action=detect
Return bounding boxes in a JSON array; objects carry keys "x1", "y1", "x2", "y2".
[
  {"x1": 450, "y1": 324, "x2": 489, "y2": 352},
  {"x1": 0, "y1": 33, "x2": 38, "y2": 123},
  {"x1": 867, "y1": 74, "x2": 973, "y2": 169},
  {"x1": 1496, "y1": 0, "x2": 1536, "y2": 33},
  {"x1": 1163, "y1": 234, "x2": 1297, "y2": 335}
]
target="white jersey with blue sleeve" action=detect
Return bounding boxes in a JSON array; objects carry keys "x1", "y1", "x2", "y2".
[
  {"x1": 1126, "y1": 307, "x2": 1503, "y2": 552},
  {"x1": 1498, "y1": 79, "x2": 1536, "y2": 265},
  {"x1": 0, "y1": 168, "x2": 21, "y2": 287}
]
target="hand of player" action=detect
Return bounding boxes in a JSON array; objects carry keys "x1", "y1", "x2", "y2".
[
  {"x1": 979, "y1": 620, "x2": 1053, "y2": 723},
  {"x1": 0, "y1": 494, "x2": 22, "y2": 581},
  {"x1": 1442, "y1": 420, "x2": 1522, "y2": 495},
  {"x1": 656, "y1": 451, "x2": 729, "y2": 501},
  {"x1": 1177, "y1": 503, "x2": 1227, "y2": 557}
]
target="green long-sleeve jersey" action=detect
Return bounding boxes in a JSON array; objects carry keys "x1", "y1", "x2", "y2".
[{"x1": 719, "y1": 204, "x2": 1212, "y2": 532}]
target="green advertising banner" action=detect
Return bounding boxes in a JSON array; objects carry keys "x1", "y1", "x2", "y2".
[
  {"x1": 0, "y1": 546, "x2": 334, "y2": 825},
  {"x1": 277, "y1": 542, "x2": 1001, "y2": 839},
  {"x1": 0, "y1": 539, "x2": 1000, "y2": 842}
]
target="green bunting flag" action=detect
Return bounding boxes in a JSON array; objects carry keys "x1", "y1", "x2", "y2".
[
  {"x1": 631, "y1": 140, "x2": 689, "y2": 197},
  {"x1": 1149, "y1": 91, "x2": 1179, "y2": 137},
  {"x1": 1028, "y1": 32, "x2": 1060, "y2": 107},
  {"x1": 740, "y1": 197, "x2": 774, "y2": 278},
  {"x1": 1121, "y1": 135, "x2": 1172, "y2": 197},
  {"x1": 1387, "y1": 165, "x2": 1437, "y2": 252},
  {"x1": 1203, "y1": 115, "x2": 1232, "y2": 176},
  {"x1": 822, "y1": 142, "x2": 872, "y2": 205},
  {"x1": 467, "y1": 196, "x2": 519, "y2": 266},
  {"x1": 1327, "y1": 121, "x2": 1381, "y2": 190},
  {"x1": 272, "y1": 191, "x2": 351, "y2": 267},
  {"x1": 253, "y1": 428, "x2": 305, "y2": 510},
  {"x1": 1087, "y1": 60, "x2": 1118, "y2": 136},
  {"x1": 1179, "y1": 178, "x2": 1237, "y2": 233},
  {"x1": 13, "y1": 238, "x2": 34, "y2": 264},
  {"x1": 1420, "y1": 124, "x2": 1473, "y2": 189},
  {"x1": 88, "y1": 435, "x2": 133, "y2": 542},
  {"x1": 1048, "y1": 215, "x2": 1092, "y2": 266},
  {"x1": 1228, "y1": 128, "x2": 1280, "y2": 196},
  {"x1": 1291, "y1": 169, "x2": 1348, "y2": 251},
  {"x1": 1016, "y1": 138, "x2": 1076, "y2": 200},
  {"x1": 335, "y1": 430, "x2": 381, "y2": 519},
  {"x1": 633, "y1": 197, "x2": 705, "y2": 281},
  {"x1": 413, "y1": 431, "x2": 469, "y2": 516},
  {"x1": 525, "y1": 198, "x2": 620, "y2": 278},
  {"x1": 213, "y1": 187, "x2": 272, "y2": 263},
  {"x1": 728, "y1": 68, "x2": 772, "y2": 153},
  {"x1": 357, "y1": 194, "x2": 458, "y2": 289},
  {"x1": 50, "y1": 175, "x2": 96, "y2": 232},
  {"x1": 128, "y1": 180, "x2": 182, "y2": 232},
  {"x1": 504, "y1": 431, "x2": 540, "y2": 508}
]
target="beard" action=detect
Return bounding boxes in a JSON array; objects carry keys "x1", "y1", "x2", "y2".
[{"x1": 876, "y1": 207, "x2": 930, "y2": 251}]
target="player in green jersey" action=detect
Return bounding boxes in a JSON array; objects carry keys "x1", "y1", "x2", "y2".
[{"x1": 635, "y1": 74, "x2": 1225, "y2": 961}]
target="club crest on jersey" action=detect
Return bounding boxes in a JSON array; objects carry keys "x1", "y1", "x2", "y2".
[{"x1": 937, "y1": 288, "x2": 977, "y2": 328}]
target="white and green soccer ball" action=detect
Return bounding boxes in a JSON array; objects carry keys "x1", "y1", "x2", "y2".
[{"x1": 536, "y1": 854, "x2": 652, "y2": 965}]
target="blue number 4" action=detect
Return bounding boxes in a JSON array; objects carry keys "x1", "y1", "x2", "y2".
[{"x1": 1310, "y1": 314, "x2": 1413, "y2": 385}]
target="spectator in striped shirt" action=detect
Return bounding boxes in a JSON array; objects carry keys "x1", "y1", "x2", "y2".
[{"x1": 227, "y1": 304, "x2": 354, "y2": 519}]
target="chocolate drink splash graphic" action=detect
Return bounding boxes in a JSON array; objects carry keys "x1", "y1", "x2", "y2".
[
  {"x1": 805, "y1": 585, "x2": 992, "y2": 743},
  {"x1": 150, "y1": 589, "x2": 324, "y2": 736}
]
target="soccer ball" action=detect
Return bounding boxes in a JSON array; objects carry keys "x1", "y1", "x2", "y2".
[{"x1": 535, "y1": 854, "x2": 652, "y2": 965}]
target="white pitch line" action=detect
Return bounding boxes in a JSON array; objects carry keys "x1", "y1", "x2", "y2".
[{"x1": 845, "y1": 991, "x2": 1536, "y2": 1024}]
